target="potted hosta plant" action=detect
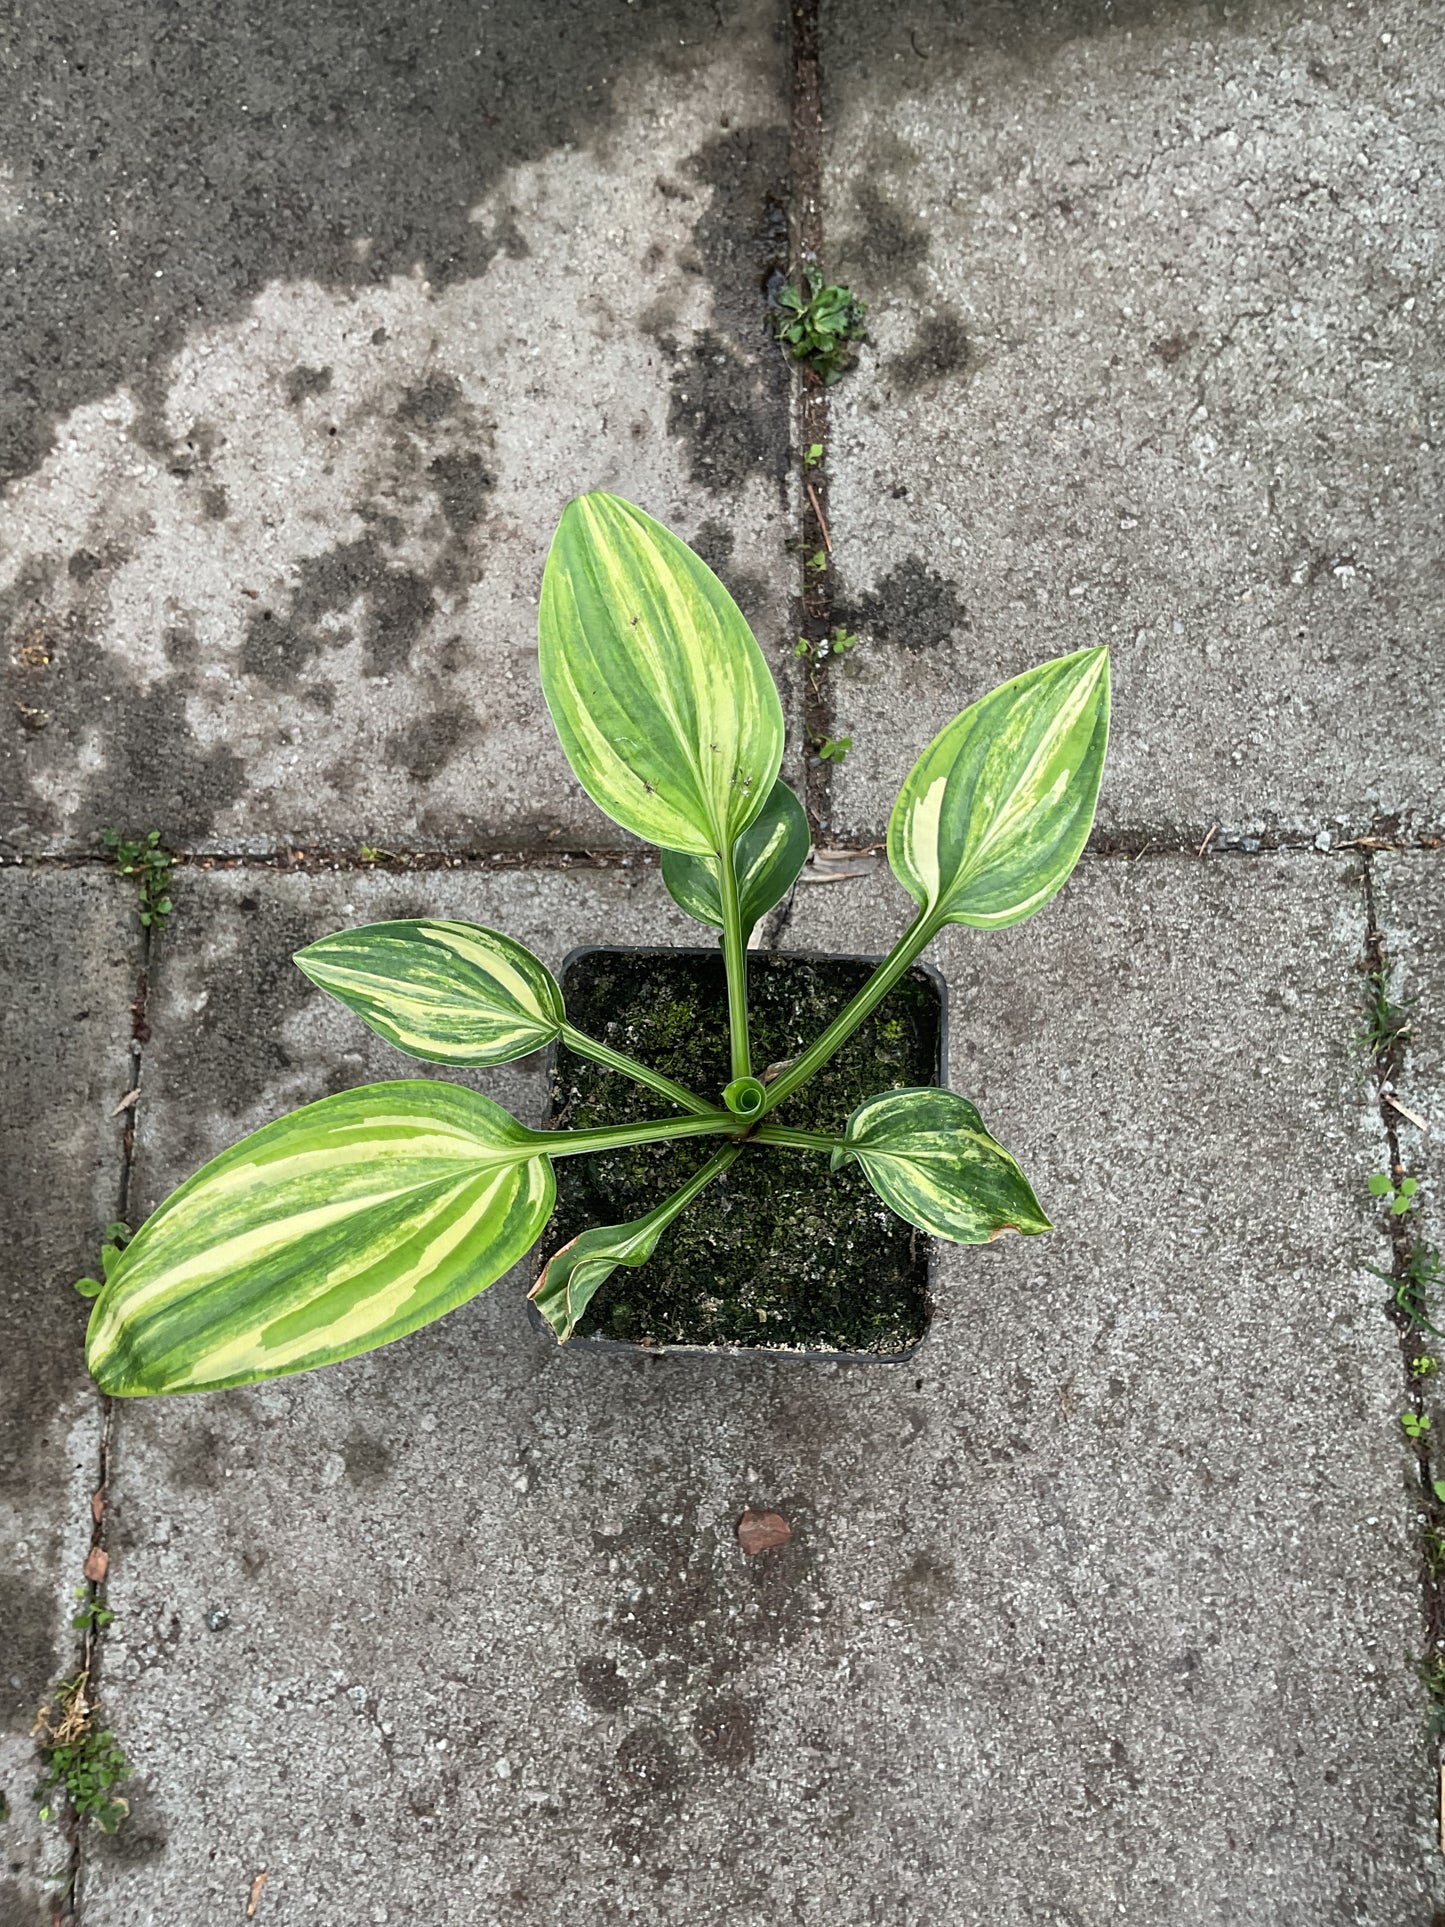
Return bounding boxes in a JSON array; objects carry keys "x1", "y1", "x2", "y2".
[{"x1": 83, "y1": 493, "x2": 1108, "y2": 1394}]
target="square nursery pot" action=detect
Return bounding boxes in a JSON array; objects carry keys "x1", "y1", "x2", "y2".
[{"x1": 528, "y1": 944, "x2": 947, "y2": 1363}]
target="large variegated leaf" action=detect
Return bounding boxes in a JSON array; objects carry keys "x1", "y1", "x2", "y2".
[
  {"x1": 889, "y1": 647, "x2": 1109, "y2": 930},
  {"x1": 832, "y1": 1088, "x2": 1050, "y2": 1243},
  {"x1": 539, "y1": 492, "x2": 784, "y2": 857},
  {"x1": 661, "y1": 778, "x2": 810, "y2": 941},
  {"x1": 294, "y1": 920, "x2": 564, "y2": 1064},
  {"x1": 86, "y1": 1083, "x2": 554, "y2": 1395}
]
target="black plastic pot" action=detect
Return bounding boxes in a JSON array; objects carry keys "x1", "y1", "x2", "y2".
[{"x1": 526, "y1": 944, "x2": 948, "y2": 1364}]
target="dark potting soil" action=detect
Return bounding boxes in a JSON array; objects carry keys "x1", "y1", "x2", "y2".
[{"x1": 537, "y1": 948, "x2": 943, "y2": 1354}]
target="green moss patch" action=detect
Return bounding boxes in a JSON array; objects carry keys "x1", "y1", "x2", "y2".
[{"x1": 537, "y1": 947, "x2": 943, "y2": 1354}]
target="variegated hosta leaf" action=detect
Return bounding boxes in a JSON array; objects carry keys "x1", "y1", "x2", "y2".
[
  {"x1": 529, "y1": 1217, "x2": 666, "y2": 1344},
  {"x1": 832, "y1": 1088, "x2": 1051, "y2": 1244},
  {"x1": 529, "y1": 1144, "x2": 741, "y2": 1342},
  {"x1": 86, "y1": 1083, "x2": 554, "y2": 1395},
  {"x1": 889, "y1": 647, "x2": 1109, "y2": 930},
  {"x1": 539, "y1": 492, "x2": 785, "y2": 857},
  {"x1": 294, "y1": 919, "x2": 564, "y2": 1065},
  {"x1": 661, "y1": 777, "x2": 810, "y2": 941}
]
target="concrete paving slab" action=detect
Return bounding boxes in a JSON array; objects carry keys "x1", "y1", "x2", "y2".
[
  {"x1": 0, "y1": 0, "x2": 801, "y2": 858},
  {"x1": 818, "y1": 0, "x2": 1445, "y2": 844},
  {"x1": 80, "y1": 853, "x2": 1437, "y2": 1923},
  {"x1": 0, "y1": 869, "x2": 140, "y2": 1925}
]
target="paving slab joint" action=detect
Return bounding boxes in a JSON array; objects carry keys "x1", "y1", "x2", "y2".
[
  {"x1": 786, "y1": 0, "x2": 838, "y2": 841},
  {"x1": 62, "y1": 910, "x2": 150, "y2": 1921},
  {"x1": 1360, "y1": 854, "x2": 1445, "y2": 1779}
]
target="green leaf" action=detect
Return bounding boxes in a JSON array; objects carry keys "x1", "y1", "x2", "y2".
[
  {"x1": 85, "y1": 1083, "x2": 554, "y2": 1395},
  {"x1": 529, "y1": 1216, "x2": 668, "y2": 1344},
  {"x1": 73, "y1": 1276, "x2": 103, "y2": 1299},
  {"x1": 1368, "y1": 1171, "x2": 1393, "y2": 1196},
  {"x1": 661, "y1": 778, "x2": 810, "y2": 941},
  {"x1": 529, "y1": 1145, "x2": 740, "y2": 1342},
  {"x1": 889, "y1": 647, "x2": 1110, "y2": 931},
  {"x1": 539, "y1": 493, "x2": 784, "y2": 857},
  {"x1": 832, "y1": 1088, "x2": 1051, "y2": 1244},
  {"x1": 295, "y1": 919, "x2": 565, "y2": 1065}
]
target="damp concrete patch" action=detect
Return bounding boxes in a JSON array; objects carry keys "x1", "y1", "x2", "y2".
[
  {"x1": 82, "y1": 855, "x2": 1441, "y2": 1923},
  {"x1": 819, "y1": 0, "x2": 1445, "y2": 844},
  {"x1": 0, "y1": 2, "x2": 798, "y2": 858}
]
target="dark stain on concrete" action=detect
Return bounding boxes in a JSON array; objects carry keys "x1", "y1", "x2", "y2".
[
  {"x1": 888, "y1": 1548, "x2": 957, "y2": 1620},
  {"x1": 0, "y1": 0, "x2": 761, "y2": 486},
  {"x1": 397, "y1": 375, "x2": 464, "y2": 429},
  {"x1": 576, "y1": 1654, "x2": 631, "y2": 1713},
  {"x1": 843, "y1": 555, "x2": 969, "y2": 651},
  {"x1": 688, "y1": 518, "x2": 735, "y2": 575},
  {"x1": 661, "y1": 125, "x2": 790, "y2": 495},
  {"x1": 0, "y1": 1877, "x2": 48, "y2": 1926},
  {"x1": 0, "y1": 1576, "x2": 55, "y2": 1726},
  {"x1": 887, "y1": 310, "x2": 970, "y2": 391},
  {"x1": 285, "y1": 364, "x2": 334, "y2": 405},
  {"x1": 603, "y1": 1724, "x2": 685, "y2": 1860},
  {"x1": 200, "y1": 483, "x2": 231, "y2": 520},
  {"x1": 847, "y1": 181, "x2": 929, "y2": 280},
  {"x1": 426, "y1": 452, "x2": 495, "y2": 537},
  {"x1": 342, "y1": 1431, "x2": 392, "y2": 1487},
  {"x1": 690, "y1": 1692, "x2": 756, "y2": 1767},
  {"x1": 242, "y1": 535, "x2": 437, "y2": 686},
  {"x1": 384, "y1": 706, "x2": 480, "y2": 784}
]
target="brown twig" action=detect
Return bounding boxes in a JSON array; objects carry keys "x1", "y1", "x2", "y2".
[{"x1": 804, "y1": 477, "x2": 833, "y2": 554}]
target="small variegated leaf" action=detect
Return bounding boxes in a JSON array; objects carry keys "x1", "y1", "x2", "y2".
[
  {"x1": 539, "y1": 493, "x2": 785, "y2": 856},
  {"x1": 529, "y1": 1144, "x2": 742, "y2": 1342},
  {"x1": 529, "y1": 1216, "x2": 668, "y2": 1343},
  {"x1": 661, "y1": 777, "x2": 810, "y2": 940},
  {"x1": 294, "y1": 919, "x2": 564, "y2": 1065},
  {"x1": 833, "y1": 1088, "x2": 1050, "y2": 1244},
  {"x1": 888, "y1": 647, "x2": 1109, "y2": 930},
  {"x1": 86, "y1": 1082, "x2": 554, "y2": 1395}
]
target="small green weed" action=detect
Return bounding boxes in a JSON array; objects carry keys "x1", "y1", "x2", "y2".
[
  {"x1": 793, "y1": 627, "x2": 859, "y2": 665},
  {"x1": 1402, "y1": 1411, "x2": 1431, "y2": 1442},
  {"x1": 773, "y1": 271, "x2": 867, "y2": 384},
  {"x1": 1411, "y1": 1354, "x2": 1439, "y2": 1379},
  {"x1": 1369, "y1": 1170, "x2": 1419, "y2": 1217},
  {"x1": 33, "y1": 1674, "x2": 130, "y2": 1833},
  {"x1": 71, "y1": 1586, "x2": 115, "y2": 1635},
  {"x1": 102, "y1": 830, "x2": 174, "y2": 933},
  {"x1": 805, "y1": 548, "x2": 828, "y2": 575},
  {"x1": 815, "y1": 735, "x2": 852, "y2": 765},
  {"x1": 1361, "y1": 967, "x2": 1412, "y2": 1059},
  {"x1": 359, "y1": 845, "x2": 395, "y2": 864},
  {"x1": 803, "y1": 443, "x2": 824, "y2": 470},
  {"x1": 73, "y1": 1222, "x2": 133, "y2": 1301}
]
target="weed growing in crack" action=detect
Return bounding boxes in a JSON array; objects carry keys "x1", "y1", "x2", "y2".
[
  {"x1": 793, "y1": 627, "x2": 858, "y2": 665},
  {"x1": 73, "y1": 1222, "x2": 132, "y2": 1301},
  {"x1": 1361, "y1": 966, "x2": 1413, "y2": 1059},
  {"x1": 1402, "y1": 1411, "x2": 1431, "y2": 1442},
  {"x1": 813, "y1": 734, "x2": 852, "y2": 765},
  {"x1": 773, "y1": 270, "x2": 867, "y2": 385},
  {"x1": 101, "y1": 829, "x2": 173, "y2": 933},
  {"x1": 33, "y1": 1671, "x2": 130, "y2": 1833},
  {"x1": 1369, "y1": 1169, "x2": 1420, "y2": 1217}
]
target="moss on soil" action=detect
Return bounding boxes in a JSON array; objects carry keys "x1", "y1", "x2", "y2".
[{"x1": 536, "y1": 947, "x2": 942, "y2": 1354}]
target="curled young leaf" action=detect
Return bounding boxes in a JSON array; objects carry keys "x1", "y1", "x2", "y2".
[
  {"x1": 294, "y1": 920, "x2": 564, "y2": 1065},
  {"x1": 539, "y1": 493, "x2": 784, "y2": 857},
  {"x1": 86, "y1": 1083, "x2": 554, "y2": 1395},
  {"x1": 889, "y1": 647, "x2": 1109, "y2": 931},
  {"x1": 833, "y1": 1088, "x2": 1050, "y2": 1244},
  {"x1": 661, "y1": 777, "x2": 810, "y2": 941}
]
